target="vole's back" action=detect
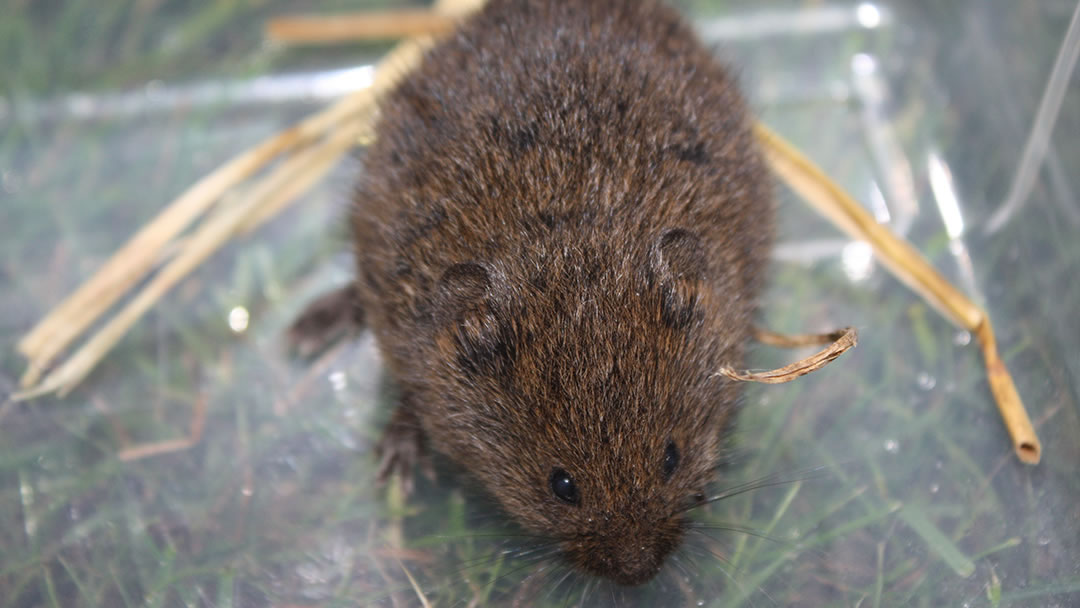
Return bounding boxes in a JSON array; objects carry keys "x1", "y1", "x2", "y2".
[{"x1": 353, "y1": 0, "x2": 772, "y2": 366}]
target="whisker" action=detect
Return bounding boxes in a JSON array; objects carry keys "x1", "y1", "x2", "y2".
[
  {"x1": 687, "y1": 521, "x2": 787, "y2": 545},
  {"x1": 544, "y1": 564, "x2": 577, "y2": 606},
  {"x1": 434, "y1": 544, "x2": 562, "y2": 608},
  {"x1": 442, "y1": 539, "x2": 562, "y2": 593},
  {"x1": 434, "y1": 531, "x2": 556, "y2": 541},
  {"x1": 542, "y1": 564, "x2": 574, "y2": 600},
  {"x1": 452, "y1": 560, "x2": 554, "y2": 608},
  {"x1": 675, "y1": 543, "x2": 704, "y2": 577},
  {"x1": 667, "y1": 552, "x2": 693, "y2": 580},
  {"x1": 576, "y1": 576, "x2": 597, "y2": 608},
  {"x1": 689, "y1": 521, "x2": 832, "y2": 564},
  {"x1": 664, "y1": 556, "x2": 699, "y2": 607},
  {"x1": 689, "y1": 531, "x2": 779, "y2": 608},
  {"x1": 509, "y1": 561, "x2": 557, "y2": 608},
  {"x1": 490, "y1": 550, "x2": 562, "y2": 591},
  {"x1": 688, "y1": 463, "x2": 834, "y2": 512}
]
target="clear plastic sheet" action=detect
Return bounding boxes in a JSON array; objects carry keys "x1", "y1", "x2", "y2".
[{"x1": 1, "y1": 1, "x2": 1077, "y2": 606}]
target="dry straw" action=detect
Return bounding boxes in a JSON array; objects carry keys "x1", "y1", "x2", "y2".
[
  {"x1": 13, "y1": 0, "x2": 480, "y2": 400},
  {"x1": 266, "y1": 9, "x2": 458, "y2": 44}
]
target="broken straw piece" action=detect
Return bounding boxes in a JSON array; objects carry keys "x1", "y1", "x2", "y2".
[
  {"x1": 15, "y1": 0, "x2": 485, "y2": 399},
  {"x1": 14, "y1": 122, "x2": 367, "y2": 400},
  {"x1": 17, "y1": 86, "x2": 379, "y2": 389},
  {"x1": 754, "y1": 122, "x2": 1041, "y2": 464},
  {"x1": 717, "y1": 327, "x2": 857, "y2": 385},
  {"x1": 266, "y1": 10, "x2": 457, "y2": 44}
]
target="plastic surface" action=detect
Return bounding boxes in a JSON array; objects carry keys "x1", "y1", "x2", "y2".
[{"x1": 1, "y1": 1, "x2": 1077, "y2": 606}]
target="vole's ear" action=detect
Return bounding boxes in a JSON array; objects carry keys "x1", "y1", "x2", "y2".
[
  {"x1": 649, "y1": 228, "x2": 706, "y2": 330},
  {"x1": 650, "y1": 228, "x2": 707, "y2": 282},
  {"x1": 434, "y1": 262, "x2": 511, "y2": 377},
  {"x1": 434, "y1": 262, "x2": 493, "y2": 323}
]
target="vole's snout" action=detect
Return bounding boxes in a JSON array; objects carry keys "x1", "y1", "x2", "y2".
[
  {"x1": 567, "y1": 517, "x2": 684, "y2": 586},
  {"x1": 604, "y1": 542, "x2": 669, "y2": 586}
]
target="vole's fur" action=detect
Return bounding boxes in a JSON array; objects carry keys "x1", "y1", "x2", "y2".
[{"x1": 296, "y1": 0, "x2": 773, "y2": 586}]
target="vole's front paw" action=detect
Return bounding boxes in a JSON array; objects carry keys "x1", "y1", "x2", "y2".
[
  {"x1": 286, "y1": 284, "x2": 362, "y2": 358},
  {"x1": 374, "y1": 405, "x2": 434, "y2": 497}
]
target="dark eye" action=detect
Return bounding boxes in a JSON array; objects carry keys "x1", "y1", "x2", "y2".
[
  {"x1": 549, "y1": 468, "x2": 579, "y2": 504},
  {"x1": 662, "y1": 440, "x2": 679, "y2": 479}
]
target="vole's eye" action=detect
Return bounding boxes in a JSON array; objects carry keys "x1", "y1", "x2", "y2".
[
  {"x1": 550, "y1": 468, "x2": 579, "y2": 505},
  {"x1": 662, "y1": 440, "x2": 679, "y2": 479}
]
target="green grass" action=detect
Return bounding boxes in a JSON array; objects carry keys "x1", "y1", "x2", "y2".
[{"x1": 1, "y1": 0, "x2": 1078, "y2": 606}]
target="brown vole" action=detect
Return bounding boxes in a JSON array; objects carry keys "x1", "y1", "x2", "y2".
[{"x1": 291, "y1": 0, "x2": 773, "y2": 587}]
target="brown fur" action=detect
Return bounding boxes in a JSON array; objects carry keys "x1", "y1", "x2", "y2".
[{"x1": 306, "y1": 0, "x2": 773, "y2": 586}]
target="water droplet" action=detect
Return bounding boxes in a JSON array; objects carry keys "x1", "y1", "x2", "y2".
[
  {"x1": 929, "y1": 483, "x2": 939, "y2": 494},
  {"x1": 697, "y1": 601, "x2": 705, "y2": 607},
  {"x1": 852, "y1": 53, "x2": 877, "y2": 76},
  {"x1": 228, "y1": 306, "x2": 250, "y2": 333},
  {"x1": 953, "y1": 331, "x2": 971, "y2": 346},
  {"x1": 917, "y1": 372, "x2": 936, "y2": 391},
  {"x1": 856, "y1": 3, "x2": 883, "y2": 28},
  {"x1": 842, "y1": 241, "x2": 874, "y2": 282},
  {"x1": 883, "y1": 439, "x2": 899, "y2": 453},
  {"x1": 1037, "y1": 536, "x2": 1051, "y2": 546},
  {"x1": 241, "y1": 487, "x2": 253, "y2": 497},
  {"x1": 329, "y1": 371, "x2": 347, "y2": 392}
]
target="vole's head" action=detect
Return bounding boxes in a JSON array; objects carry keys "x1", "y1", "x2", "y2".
[{"x1": 421, "y1": 227, "x2": 750, "y2": 586}]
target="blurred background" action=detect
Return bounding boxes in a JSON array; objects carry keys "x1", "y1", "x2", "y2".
[{"x1": 1, "y1": 0, "x2": 1078, "y2": 606}]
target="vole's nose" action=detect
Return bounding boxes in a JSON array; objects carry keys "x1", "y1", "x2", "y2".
[
  {"x1": 604, "y1": 542, "x2": 666, "y2": 586},
  {"x1": 581, "y1": 525, "x2": 681, "y2": 586},
  {"x1": 566, "y1": 508, "x2": 684, "y2": 585}
]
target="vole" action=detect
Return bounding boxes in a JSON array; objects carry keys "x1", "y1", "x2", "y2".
[{"x1": 290, "y1": 0, "x2": 773, "y2": 587}]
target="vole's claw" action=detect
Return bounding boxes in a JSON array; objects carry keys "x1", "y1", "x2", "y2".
[{"x1": 374, "y1": 404, "x2": 428, "y2": 497}]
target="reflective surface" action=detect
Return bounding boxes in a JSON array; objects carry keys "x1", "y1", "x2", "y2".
[{"x1": 1, "y1": 1, "x2": 1078, "y2": 606}]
